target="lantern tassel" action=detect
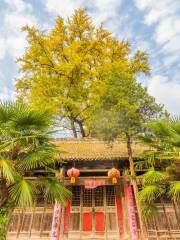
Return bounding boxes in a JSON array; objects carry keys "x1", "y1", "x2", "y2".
[{"x1": 71, "y1": 176, "x2": 76, "y2": 184}]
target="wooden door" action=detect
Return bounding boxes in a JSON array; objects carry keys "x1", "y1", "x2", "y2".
[
  {"x1": 66, "y1": 185, "x2": 119, "y2": 240},
  {"x1": 82, "y1": 187, "x2": 105, "y2": 233}
]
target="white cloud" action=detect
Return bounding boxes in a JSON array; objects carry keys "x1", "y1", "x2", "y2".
[
  {"x1": 155, "y1": 17, "x2": 180, "y2": 44},
  {"x1": 0, "y1": 72, "x2": 14, "y2": 101},
  {"x1": 45, "y1": 0, "x2": 84, "y2": 18},
  {"x1": 2, "y1": 12, "x2": 38, "y2": 59},
  {"x1": 0, "y1": 72, "x2": 6, "y2": 85},
  {"x1": 88, "y1": 0, "x2": 122, "y2": 24},
  {"x1": 0, "y1": 87, "x2": 15, "y2": 101},
  {"x1": 4, "y1": 12, "x2": 37, "y2": 31},
  {"x1": 4, "y1": 0, "x2": 32, "y2": 13},
  {"x1": 6, "y1": 36, "x2": 27, "y2": 59},
  {"x1": 0, "y1": 38, "x2": 6, "y2": 60},
  {"x1": 45, "y1": 0, "x2": 123, "y2": 35},
  {"x1": 135, "y1": 0, "x2": 180, "y2": 67},
  {"x1": 136, "y1": 40, "x2": 151, "y2": 51},
  {"x1": 0, "y1": 2, "x2": 38, "y2": 60},
  {"x1": 148, "y1": 75, "x2": 180, "y2": 115}
]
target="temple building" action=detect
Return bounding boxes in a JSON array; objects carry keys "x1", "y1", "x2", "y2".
[{"x1": 7, "y1": 139, "x2": 180, "y2": 240}]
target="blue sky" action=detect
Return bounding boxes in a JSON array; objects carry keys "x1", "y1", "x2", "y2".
[{"x1": 0, "y1": 0, "x2": 180, "y2": 114}]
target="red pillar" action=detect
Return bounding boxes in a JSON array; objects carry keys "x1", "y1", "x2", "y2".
[
  {"x1": 124, "y1": 185, "x2": 138, "y2": 240},
  {"x1": 116, "y1": 196, "x2": 124, "y2": 234},
  {"x1": 64, "y1": 200, "x2": 71, "y2": 233}
]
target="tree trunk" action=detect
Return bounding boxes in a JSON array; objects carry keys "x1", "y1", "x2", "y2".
[
  {"x1": 76, "y1": 120, "x2": 86, "y2": 138},
  {"x1": 70, "y1": 118, "x2": 78, "y2": 138},
  {"x1": 126, "y1": 134, "x2": 146, "y2": 240},
  {"x1": 0, "y1": 179, "x2": 8, "y2": 208}
]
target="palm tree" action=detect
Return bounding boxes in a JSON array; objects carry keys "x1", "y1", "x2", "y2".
[
  {"x1": 138, "y1": 118, "x2": 180, "y2": 217},
  {"x1": 0, "y1": 102, "x2": 70, "y2": 208}
]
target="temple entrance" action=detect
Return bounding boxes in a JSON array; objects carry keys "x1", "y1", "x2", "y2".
[{"x1": 64, "y1": 185, "x2": 120, "y2": 240}]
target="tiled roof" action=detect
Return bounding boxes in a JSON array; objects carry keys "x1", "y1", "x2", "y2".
[{"x1": 54, "y1": 139, "x2": 147, "y2": 161}]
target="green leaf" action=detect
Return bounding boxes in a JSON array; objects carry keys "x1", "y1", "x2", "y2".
[
  {"x1": 17, "y1": 144, "x2": 57, "y2": 170},
  {"x1": 42, "y1": 178, "x2": 71, "y2": 205},
  {"x1": 8, "y1": 179, "x2": 37, "y2": 207},
  {"x1": 169, "y1": 181, "x2": 180, "y2": 202},
  {"x1": 142, "y1": 168, "x2": 168, "y2": 185},
  {"x1": 0, "y1": 158, "x2": 15, "y2": 184},
  {"x1": 142, "y1": 203, "x2": 157, "y2": 218},
  {"x1": 139, "y1": 185, "x2": 164, "y2": 203}
]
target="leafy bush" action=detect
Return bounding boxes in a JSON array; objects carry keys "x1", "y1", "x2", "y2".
[{"x1": 0, "y1": 202, "x2": 11, "y2": 240}]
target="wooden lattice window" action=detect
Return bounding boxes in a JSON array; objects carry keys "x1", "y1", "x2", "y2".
[
  {"x1": 83, "y1": 189, "x2": 93, "y2": 207},
  {"x1": 106, "y1": 186, "x2": 115, "y2": 206},
  {"x1": 72, "y1": 186, "x2": 81, "y2": 206},
  {"x1": 95, "y1": 186, "x2": 104, "y2": 206}
]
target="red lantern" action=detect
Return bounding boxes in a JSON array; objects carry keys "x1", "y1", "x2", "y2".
[
  {"x1": 108, "y1": 168, "x2": 120, "y2": 184},
  {"x1": 67, "y1": 167, "x2": 80, "y2": 184}
]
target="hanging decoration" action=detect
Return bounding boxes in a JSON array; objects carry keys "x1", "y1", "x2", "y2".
[
  {"x1": 107, "y1": 168, "x2": 120, "y2": 184},
  {"x1": 67, "y1": 167, "x2": 80, "y2": 183},
  {"x1": 51, "y1": 203, "x2": 62, "y2": 240}
]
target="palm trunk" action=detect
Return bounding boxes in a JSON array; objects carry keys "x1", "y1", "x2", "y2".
[
  {"x1": 0, "y1": 179, "x2": 8, "y2": 208},
  {"x1": 126, "y1": 134, "x2": 146, "y2": 240}
]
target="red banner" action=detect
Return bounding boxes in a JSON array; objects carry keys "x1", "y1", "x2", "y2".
[
  {"x1": 95, "y1": 212, "x2": 105, "y2": 232},
  {"x1": 64, "y1": 200, "x2": 71, "y2": 233},
  {"x1": 83, "y1": 212, "x2": 92, "y2": 231},
  {"x1": 51, "y1": 203, "x2": 62, "y2": 240},
  {"x1": 116, "y1": 196, "x2": 124, "y2": 234},
  {"x1": 124, "y1": 185, "x2": 138, "y2": 240},
  {"x1": 84, "y1": 179, "x2": 105, "y2": 189}
]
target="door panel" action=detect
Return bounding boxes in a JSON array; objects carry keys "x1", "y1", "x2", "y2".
[
  {"x1": 83, "y1": 212, "x2": 92, "y2": 231},
  {"x1": 95, "y1": 211, "x2": 105, "y2": 232}
]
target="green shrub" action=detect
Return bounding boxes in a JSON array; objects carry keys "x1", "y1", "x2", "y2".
[{"x1": 0, "y1": 202, "x2": 11, "y2": 240}]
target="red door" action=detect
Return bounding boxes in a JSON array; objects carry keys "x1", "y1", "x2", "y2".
[
  {"x1": 83, "y1": 211, "x2": 92, "y2": 231},
  {"x1": 95, "y1": 211, "x2": 105, "y2": 232}
]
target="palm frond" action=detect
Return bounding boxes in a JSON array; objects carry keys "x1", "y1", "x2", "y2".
[
  {"x1": 0, "y1": 141, "x2": 13, "y2": 152},
  {"x1": 134, "y1": 160, "x2": 146, "y2": 170},
  {"x1": 139, "y1": 185, "x2": 164, "y2": 203},
  {"x1": 9, "y1": 179, "x2": 37, "y2": 207},
  {"x1": 0, "y1": 101, "x2": 18, "y2": 123},
  {"x1": 142, "y1": 168, "x2": 168, "y2": 185},
  {"x1": 17, "y1": 144, "x2": 58, "y2": 170},
  {"x1": 142, "y1": 203, "x2": 157, "y2": 218},
  {"x1": 169, "y1": 181, "x2": 180, "y2": 202},
  {"x1": 0, "y1": 102, "x2": 53, "y2": 139},
  {"x1": 170, "y1": 115, "x2": 180, "y2": 124},
  {"x1": 43, "y1": 178, "x2": 71, "y2": 205},
  {"x1": 0, "y1": 158, "x2": 15, "y2": 184}
]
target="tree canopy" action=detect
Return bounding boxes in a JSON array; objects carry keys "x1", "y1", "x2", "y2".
[
  {"x1": 91, "y1": 71, "x2": 164, "y2": 142},
  {"x1": 16, "y1": 8, "x2": 150, "y2": 137}
]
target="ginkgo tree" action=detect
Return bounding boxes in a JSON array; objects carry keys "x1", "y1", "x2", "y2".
[{"x1": 16, "y1": 8, "x2": 150, "y2": 137}]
